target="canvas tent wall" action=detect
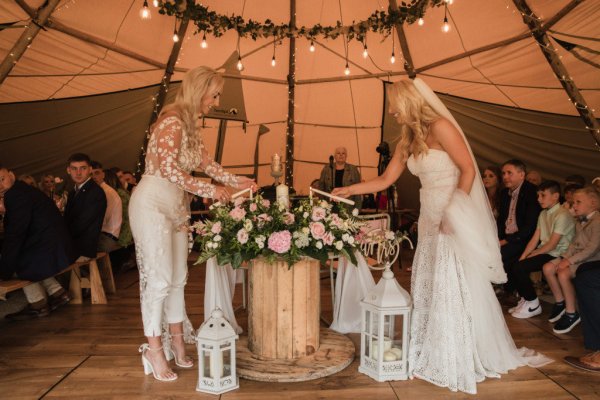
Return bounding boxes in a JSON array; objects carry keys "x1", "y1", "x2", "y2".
[{"x1": 1, "y1": 0, "x2": 598, "y2": 205}]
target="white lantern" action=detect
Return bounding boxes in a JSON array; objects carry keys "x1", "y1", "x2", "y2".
[
  {"x1": 359, "y1": 230, "x2": 412, "y2": 382},
  {"x1": 196, "y1": 308, "x2": 239, "y2": 394}
]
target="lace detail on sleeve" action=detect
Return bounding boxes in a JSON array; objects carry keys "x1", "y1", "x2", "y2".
[
  {"x1": 203, "y1": 155, "x2": 241, "y2": 188},
  {"x1": 155, "y1": 118, "x2": 216, "y2": 198}
]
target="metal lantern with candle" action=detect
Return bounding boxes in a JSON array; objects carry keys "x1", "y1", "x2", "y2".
[
  {"x1": 359, "y1": 230, "x2": 412, "y2": 382},
  {"x1": 196, "y1": 308, "x2": 239, "y2": 394}
]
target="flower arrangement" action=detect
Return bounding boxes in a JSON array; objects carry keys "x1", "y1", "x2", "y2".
[{"x1": 192, "y1": 194, "x2": 365, "y2": 269}]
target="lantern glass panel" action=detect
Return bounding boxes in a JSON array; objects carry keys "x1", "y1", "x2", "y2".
[
  {"x1": 221, "y1": 344, "x2": 232, "y2": 378},
  {"x1": 202, "y1": 350, "x2": 211, "y2": 377}
]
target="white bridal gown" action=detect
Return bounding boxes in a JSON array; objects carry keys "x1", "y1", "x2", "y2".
[{"x1": 406, "y1": 148, "x2": 550, "y2": 394}]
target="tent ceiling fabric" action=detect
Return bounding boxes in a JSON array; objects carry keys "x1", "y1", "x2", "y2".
[{"x1": 0, "y1": 0, "x2": 599, "y2": 193}]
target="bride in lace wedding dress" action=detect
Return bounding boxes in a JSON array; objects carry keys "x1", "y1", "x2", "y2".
[{"x1": 333, "y1": 78, "x2": 550, "y2": 394}]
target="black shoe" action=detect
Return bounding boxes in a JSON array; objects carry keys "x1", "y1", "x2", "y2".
[
  {"x1": 5, "y1": 304, "x2": 50, "y2": 321},
  {"x1": 48, "y1": 291, "x2": 71, "y2": 311},
  {"x1": 548, "y1": 302, "x2": 566, "y2": 323},
  {"x1": 553, "y1": 312, "x2": 581, "y2": 334}
]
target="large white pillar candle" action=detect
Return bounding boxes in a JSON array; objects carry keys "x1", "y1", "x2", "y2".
[{"x1": 276, "y1": 183, "x2": 289, "y2": 209}]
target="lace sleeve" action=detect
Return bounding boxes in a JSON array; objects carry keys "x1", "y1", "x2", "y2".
[
  {"x1": 155, "y1": 119, "x2": 217, "y2": 198},
  {"x1": 201, "y1": 153, "x2": 241, "y2": 188}
]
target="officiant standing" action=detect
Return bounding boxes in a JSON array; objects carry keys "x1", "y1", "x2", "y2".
[
  {"x1": 129, "y1": 66, "x2": 256, "y2": 382},
  {"x1": 318, "y1": 146, "x2": 362, "y2": 208}
]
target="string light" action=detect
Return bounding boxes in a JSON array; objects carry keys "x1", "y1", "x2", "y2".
[
  {"x1": 362, "y1": 44, "x2": 368, "y2": 59},
  {"x1": 237, "y1": 56, "x2": 244, "y2": 71},
  {"x1": 152, "y1": 0, "x2": 159, "y2": 7},
  {"x1": 391, "y1": 52, "x2": 396, "y2": 64},
  {"x1": 201, "y1": 32, "x2": 207, "y2": 48},
  {"x1": 344, "y1": 62, "x2": 350, "y2": 76},
  {"x1": 442, "y1": 4, "x2": 450, "y2": 33},
  {"x1": 309, "y1": 40, "x2": 315, "y2": 52},
  {"x1": 445, "y1": 0, "x2": 454, "y2": 4},
  {"x1": 139, "y1": 0, "x2": 151, "y2": 20},
  {"x1": 172, "y1": 19, "x2": 179, "y2": 42},
  {"x1": 271, "y1": 40, "x2": 277, "y2": 67},
  {"x1": 418, "y1": 17, "x2": 424, "y2": 26}
]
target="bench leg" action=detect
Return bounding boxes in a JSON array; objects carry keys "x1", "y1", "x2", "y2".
[
  {"x1": 99, "y1": 255, "x2": 116, "y2": 294},
  {"x1": 89, "y1": 260, "x2": 107, "y2": 304},
  {"x1": 69, "y1": 268, "x2": 83, "y2": 304}
]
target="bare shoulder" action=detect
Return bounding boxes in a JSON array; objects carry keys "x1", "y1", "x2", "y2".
[{"x1": 429, "y1": 117, "x2": 461, "y2": 143}]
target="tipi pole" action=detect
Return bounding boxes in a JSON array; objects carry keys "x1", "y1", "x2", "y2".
[{"x1": 285, "y1": 0, "x2": 296, "y2": 188}]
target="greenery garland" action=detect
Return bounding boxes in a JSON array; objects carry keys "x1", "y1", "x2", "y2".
[{"x1": 158, "y1": 0, "x2": 446, "y2": 42}]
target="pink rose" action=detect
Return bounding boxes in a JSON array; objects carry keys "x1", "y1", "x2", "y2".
[
  {"x1": 312, "y1": 206, "x2": 326, "y2": 221},
  {"x1": 249, "y1": 203, "x2": 258, "y2": 212},
  {"x1": 234, "y1": 197, "x2": 245, "y2": 207},
  {"x1": 262, "y1": 199, "x2": 271, "y2": 208},
  {"x1": 310, "y1": 221, "x2": 325, "y2": 239},
  {"x1": 283, "y1": 212, "x2": 295, "y2": 225},
  {"x1": 330, "y1": 213, "x2": 343, "y2": 228},
  {"x1": 211, "y1": 221, "x2": 222, "y2": 234},
  {"x1": 237, "y1": 228, "x2": 249, "y2": 244},
  {"x1": 268, "y1": 231, "x2": 292, "y2": 254},
  {"x1": 322, "y1": 231, "x2": 334, "y2": 246},
  {"x1": 229, "y1": 207, "x2": 246, "y2": 221}
]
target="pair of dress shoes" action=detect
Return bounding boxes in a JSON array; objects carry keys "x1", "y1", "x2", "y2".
[{"x1": 4, "y1": 291, "x2": 71, "y2": 321}]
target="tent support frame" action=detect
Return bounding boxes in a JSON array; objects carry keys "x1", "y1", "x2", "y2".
[
  {"x1": 389, "y1": 0, "x2": 417, "y2": 79},
  {"x1": 285, "y1": 0, "x2": 296, "y2": 188},
  {"x1": 513, "y1": 0, "x2": 600, "y2": 146}
]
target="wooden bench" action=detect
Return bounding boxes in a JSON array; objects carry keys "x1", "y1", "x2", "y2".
[{"x1": 0, "y1": 252, "x2": 116, "y2": 304}]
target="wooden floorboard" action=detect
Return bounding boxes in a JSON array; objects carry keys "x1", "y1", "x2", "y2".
[{"x1": 0, "y1": 250, "x2": 598, "y2": 399}]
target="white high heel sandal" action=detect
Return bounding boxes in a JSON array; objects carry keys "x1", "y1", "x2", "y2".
[
  {"x1": 164, "y1": 333, "x2": 194, "y2": 368},
  {"x1": 139, "y1": 344, "x2": 178, "y2": 381}
]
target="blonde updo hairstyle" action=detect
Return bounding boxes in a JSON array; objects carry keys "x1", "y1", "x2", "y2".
[
  {"x1": 159, "y1": 66, "x2": 224, "y2": 152},
  {"x1": 387, "y1": 80, "x2": 441, "y2": 159}
]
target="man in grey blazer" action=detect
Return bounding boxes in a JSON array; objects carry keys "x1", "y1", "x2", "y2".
[{"x1": 318, "y1": 147, "x2": 362, "y2": 209}]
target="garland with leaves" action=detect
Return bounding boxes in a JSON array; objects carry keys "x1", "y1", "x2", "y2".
[{"x1": 158, "y1": 0, "x2": 445, "y2": 42}]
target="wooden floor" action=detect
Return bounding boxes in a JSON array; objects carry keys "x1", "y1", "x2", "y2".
[{"x1": 1, "y1": 251, "x2": 598, "y2": 400}]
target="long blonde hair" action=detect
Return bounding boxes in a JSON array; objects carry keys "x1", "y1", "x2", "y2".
[
  {"x1": 387, "y1": 80, "x2": 440, "y2": 158},
  {"x1": 159, "y1": 66, "x2": 224, "y2": 152}
]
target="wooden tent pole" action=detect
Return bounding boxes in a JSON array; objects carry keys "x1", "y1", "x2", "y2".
[
  {"x1": 0, "y1": 0, "x2": 61, "y2": 86},
  {"x1": 136, "y1": 17, "x2": 190, "y2": 176},
  {"x1": 285, "y1": 0, "x2": 296, "y2": 188},
  {"x1": 389, "y1": 0, "x2": 416, "y2": 79},
  {"x1": 513, "y1": 0, "x2": 600, "y2": 146}
]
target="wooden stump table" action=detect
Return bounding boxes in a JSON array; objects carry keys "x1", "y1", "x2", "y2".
[{"x1": 236, "y1": 257, "x2": 355, "y2": 382}]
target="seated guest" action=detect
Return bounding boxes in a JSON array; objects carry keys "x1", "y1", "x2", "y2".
[
  {"x1": 318, "y1": 147, "x2": 362, "y2": 208},
  {"x1": 64, "y1": 154, "x2": 106, "y2": 262},
  {"x1": 104, "y1": 169, "x2": 132, "y2": 249},
  {"x1": 483, "y1": 165, "x2": 503, "y2": 219},
  {"x1": 122, "y1": 170, "x2": 137, "y2": 192},
  {"x1": 498, "y1": 159, "x2": 542, "y2": 295},
  {"x1": 91, "y1": 161, "x2": 122, "y2": 254},
  {"x1": 18, "y1": 174, "x2": 37, "y2": 187},
  {"x1": 526, "y1": 170, "x2": 543, "y2": 187},
  {"x1": 509, "y1": 181, "x2": 575, "y2": 319},
  {"x1": 543, "y1": 186, "x2": 600, "y2": 334},
  {"x1": 0, "y1": 165, "x2": 74, "y2": 320},
  {"x1": 563, "y1": 183, "x2": 583, "y2": 215},
  {"x1": 564, "y1": 260, "x2": 600, "y2": 372}
]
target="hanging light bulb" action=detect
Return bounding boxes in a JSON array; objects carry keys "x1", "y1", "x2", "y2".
[
  {"x1": 445, "y1": 0, "x2": 454, "y2": 4},
  {"x1": 152, "y1": 0, "x2": 159, "y2": 7},
  {"x1": 418, "y1": 17, "x2": 424, "y2": 26},
  {"x1": 201, "y1": 32, "x2": 207, "y2": 48},
  {"x1": 344, "y1": 62, "x2": 350, "y2": 76},
  {"x1": 172, "y1": 30, "x2": 179, "y2": 42},
  {"x1": 140, "y1": 0, "x2": 151, "y2": 19},
  {"x1": 237, "y1": 56, "x2": 244, "y2": 71},
  {"x1": 271, "y1": 55, "x2": 276, "y2": 67},
  {"x1": 309, "y1": 40, "x2": 315, "y2": 52},
  {"x1": 362, "y1": 45, "x2": 368, "y2": 59},
  {"x1": 391, "y1": 51, "x2": 396, "y2": 64},
  {"x1": 442, "y1": 16, "x2": 450, "y2": 32}
]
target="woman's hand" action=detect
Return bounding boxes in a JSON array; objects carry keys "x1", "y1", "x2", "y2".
[
  {"x1": 235, "y1": 176, "x2": 258, "y2": 192},
  {"x1": 213, "y1": 186, "x2": 231, "y2": 203},
  {"x1": 331, "y1": 186, "x2": 353, "y2": 198}
]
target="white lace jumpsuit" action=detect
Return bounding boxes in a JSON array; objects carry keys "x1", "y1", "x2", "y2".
[{"x1": 129, "y1": 116, "x2": 240, "y2": 337}]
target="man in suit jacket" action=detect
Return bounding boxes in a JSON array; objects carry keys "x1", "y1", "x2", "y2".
[
  {"x1": 497, "y1": 159, "x2": 542, "y2": 293},
  {"x1": 63, "y1": 153, "x2": 107, "y2": 261},
  {"x1": 318, "y1": 147, "x2": 362, "y2": 208},
  {"x1": 0, "y1": 165, "x2": 74, "y2": 320}
]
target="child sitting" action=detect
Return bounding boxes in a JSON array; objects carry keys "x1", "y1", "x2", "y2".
[
  {"x1": 543, "y1": 186, "x2": 600, "y2": 334},
  {"x1": 562, "y1": 183, "x2": 583, "y2": 216},
  {"x1": 510, "y1": 180, "x2": 575, "y2": 319}
]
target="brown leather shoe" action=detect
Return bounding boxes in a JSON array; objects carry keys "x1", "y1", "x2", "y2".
[
  {"x1": 48, "y1": 291, "x2": 71, "y2": 311},
  {"x1": 5, "y1": 304, "x2": 50, "y2": 321},
  {"x1": 564, "y1": 355, "x2": 600, "y2": 372}
]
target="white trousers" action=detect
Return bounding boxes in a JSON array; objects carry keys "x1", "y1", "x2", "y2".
[
  {"x1": 129, "y1": 175, "x2": 190, "y2": 337},
  {"x1": 23, "y1": 278, "x2": 63, "y2": 303}
]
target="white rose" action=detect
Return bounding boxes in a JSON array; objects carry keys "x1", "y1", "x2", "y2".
[
  {"x1": 258, "y1": 241, "x2": 265, "y2": 249},
  {"x1": 214, "y1": 235, "x2": 222, "y2": 242},
  {"x1": 335, "y1": 241, "x2": 344, "y2": 250},
  {"x1": 302, "y1": 227, "x2": 310, "y2": 234},
  {"x1": 316, "y1": 241, "x2": 323, "y2": 249},
  {"x1": 342, "y1": 233, "x2": 350, "y2": 242},
  {"x1": 347, "y1": 236, "x2": 355, "y2": 245},
  {"x1": 244, "y1": 219, "x2": 253, "y2": 232},
  {"x1": 303, "y1": 212, "x2": 309, "y2": 218},
  {"x1": 212, "y1": 241, "x2": 220, "y2": 248},
  {"x1": 352, "y1": 208, "x2": 359, "y2": 216}
]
